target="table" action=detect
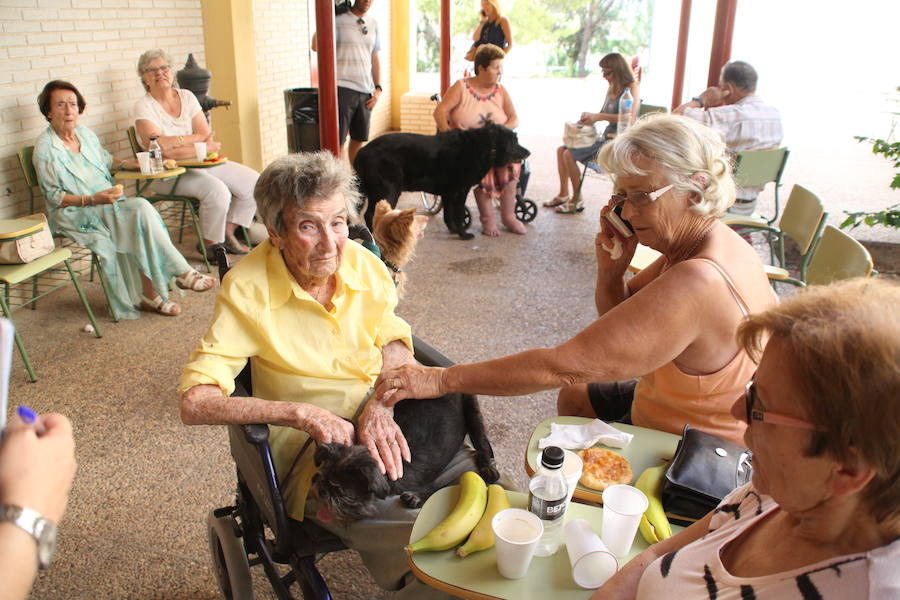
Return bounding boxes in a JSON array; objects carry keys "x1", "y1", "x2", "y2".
[
  {"x1": 408, "y1": 487, "x2": 683, "y2": 600},
  {"x1": 524, "y1": 418, "x2": 681, "y2": 504},
  {"x1": 113, "y1": 167, "x2": 185, "y2": 197}
]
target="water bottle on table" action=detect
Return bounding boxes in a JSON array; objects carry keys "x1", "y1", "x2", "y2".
[
  {"x1": 528, "y1": 445, "x2": 568, "y2": 556},
  {"x1": 618, "y1": 87, "x2": 633, "y2": 135},
  {"x1": 148, "y1": 136, "x2": 164, "y2": 174}
]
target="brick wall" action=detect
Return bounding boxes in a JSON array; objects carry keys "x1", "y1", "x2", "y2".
[
  {"x1": 400, "y1": 91, "x2": 436, "y2": 134},
  {"x1": 253, "y1": 0, "x2": 311, "y2": 167},
  {"x1": 0, "y1": 0, "x2": 206, "y2": 218}
]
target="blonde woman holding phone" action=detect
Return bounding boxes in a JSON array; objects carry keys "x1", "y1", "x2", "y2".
[{"x1": 465, "y1": 0, "x2": 512, "y2": 61}]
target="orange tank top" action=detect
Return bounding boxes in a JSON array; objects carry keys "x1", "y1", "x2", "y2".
[{"x1": 631, "y1": 258, "x2": 758, "y2": 446}]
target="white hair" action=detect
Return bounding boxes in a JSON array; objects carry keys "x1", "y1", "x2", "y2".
[
  {"x1": 137, "y1": 49, "x2": 175, "y2": 92},
  {"x1": 598, "y1": 113, "x2": 736, "y2": 217}
]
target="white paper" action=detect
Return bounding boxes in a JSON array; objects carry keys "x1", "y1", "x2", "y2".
[{"x1": 538, "y1": 419, "x2": 633, "y2": 450}]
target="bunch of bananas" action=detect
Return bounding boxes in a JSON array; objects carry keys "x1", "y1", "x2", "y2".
[
  {"x1": 634, "y1": 464, "x2": 672, "y2": 544},
  {"x1": 406, "y1": 471, "x2": 510, "y2": 558}
]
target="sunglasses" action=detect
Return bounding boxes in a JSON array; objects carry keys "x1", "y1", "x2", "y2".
[
  {"x1": 143, "y1": 65, "x2": 170, "y2": 75},
  {"x1": 744, "y1": 381, "x2": 817, "y2": 430},
  {"x1": 357, "y1": 17, "x2": 368, "y2": 35},
  {"x1": 601, "y1": 69, "x2": 613, "y2": 77},
  {"x1": 610, "y1": 183, "x2": 674, "y2": 208}
]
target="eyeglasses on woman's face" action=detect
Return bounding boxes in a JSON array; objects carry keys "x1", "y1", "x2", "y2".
[
  {"x1": 601, "y1": 69, "x2": 613, "y2": 77},
  {"x1": 744, "y1": 381, "x2": 817, "y2": 430},
  {"x1": 610, "y1": 183, "x2": 674, "y2": 209},
  {"x1": 143, "y1": 64, "x2": 170, "y2": 75},
  {"x1": 356, "y1": 17, "x2": 368, "y2": 35}
]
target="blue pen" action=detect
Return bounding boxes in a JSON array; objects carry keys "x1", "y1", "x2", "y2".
[{"x1": 16, "y1": 405, "x2": 46, "y2": 436}]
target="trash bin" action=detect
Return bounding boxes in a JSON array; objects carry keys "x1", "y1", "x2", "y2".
[{"x1": 284, "y1": 87, "x2": 320, "y2": 153}]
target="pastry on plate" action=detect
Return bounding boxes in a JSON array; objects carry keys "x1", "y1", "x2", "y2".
[{"x1": 577, "y1": 447, "x2": 634, "y2": 491}]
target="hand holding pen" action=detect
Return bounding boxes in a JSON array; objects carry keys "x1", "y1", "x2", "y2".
[{"x1": 0, "y1": 407, "x2": 76, "y2": 524}]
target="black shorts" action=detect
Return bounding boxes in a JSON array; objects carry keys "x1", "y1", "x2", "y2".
[
  {"x1": 586, "y1": 379, "x2": 638, "y2": 423},
  {"x1": 337, "y1": 86, "x2": 372, "y2": 144}
]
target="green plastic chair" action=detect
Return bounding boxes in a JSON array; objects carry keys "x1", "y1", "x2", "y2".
[
  {"x1": 0, "y1": 223, "x2": 102, "y2": 382},
  {"x1": 803, "y1": 225, "x2": 875, "y2": 286},
  {"x1": 127, "y1": 126, "x2": 211, "y2": 272},
  {"x1": 721, "y1": 147, "x2": 790, "y2": 226},
  {"x1": 18, "y1": 146, "x2": 119, "y2": 322},
  {"x1": 638, "y1": 103, "x2": 667, "y2": 117},
  {"x1": 726, "y1": 184, "x2": 827, "y2": 283}
]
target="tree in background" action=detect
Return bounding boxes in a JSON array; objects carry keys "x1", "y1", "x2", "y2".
[{"x1": 416, "y1": 0, "x2": 652, "y2": 76}]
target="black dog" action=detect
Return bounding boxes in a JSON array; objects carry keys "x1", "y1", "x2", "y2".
[
  {"x1": 312, "y1": 393, "x2": 499, "y2": 523},
  {"x1": 354, "y1": 122, "x2": 530, "y2": 240}
]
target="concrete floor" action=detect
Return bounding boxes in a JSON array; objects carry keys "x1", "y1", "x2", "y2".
[{"x1": 9, "y1": 90, "x2": 898, "y2": 599}]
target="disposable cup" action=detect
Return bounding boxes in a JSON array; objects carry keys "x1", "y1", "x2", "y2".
[
  {"x1": 491, "y1": 508, "x2": 543, "y2": 579},
  {"x1": 601, "y1": 484, "x2": 648, "y2": 557},
  {"x1": 194, "y1": 142, "x2": 207, "y2": 161},
  {"x1": 136, "y1": 152, "x2": 152, "y2": 175},
  {"x1": 562, "y1": 449, "x2": 583, "y2": 510},
  {"x1": 564, "y1": 518, "x2": 618, "y2": 588}
]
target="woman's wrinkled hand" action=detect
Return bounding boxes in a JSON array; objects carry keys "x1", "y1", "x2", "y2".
[
  {"x1": 595, "y1": 200, "x2": 637, "y2": 274},
  {"x1": 293, "y1": 404, "x2": 354, "y2": 446},
  {"x1": 578, "y1": 111, "x2": 595, "y2": 125},
  {"x1": 204, "y1": 130, "x2": 222, "y2": 153},
  {"x1": 374, "y1": 364, "x2": 446, "y2": 407},
  {"x1": 93, "y1": 186, "x2": 123, "y2": 205},
  {"x1": 357, "y1": 401, "x2": 410, "y2": 481},
  {"x1": 0, "y1": 412, "x2": 77, "y2": 523}
]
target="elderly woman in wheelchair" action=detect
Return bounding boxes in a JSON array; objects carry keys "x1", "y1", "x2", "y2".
[{"x1": 180, "y1": 152, "x2": 480, "y2": 599}]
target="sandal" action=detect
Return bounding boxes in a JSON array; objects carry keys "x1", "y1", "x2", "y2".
[
  {"x1": 543, "y1": 195, "x2": 569, "y2": 208},
  {"x1": 223, "y1": 233, "x2": 250, "y2": 255},
  {"x1": 176, "y1": 270, "x2": 217, "y2": 292},
  {"x1": 140, "y1": 294, "x2": 181, "y2": 317},
  {"x1": 555, "y1": 198, "x2": 585, "y2": 214}
]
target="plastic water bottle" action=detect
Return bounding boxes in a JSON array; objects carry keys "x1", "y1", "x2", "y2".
[
  {"x1": 528, "y1": 445, "x2": 568, "y2": 556},
  {"x1": 618, "y1": 87, "x2": 633, "y2": 136},
  {"x1": 148, "y1": 136, "x2": 164, "y2": 174}
]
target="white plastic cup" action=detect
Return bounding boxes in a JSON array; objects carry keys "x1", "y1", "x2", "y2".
[
  {"x1": 562, "y1": 449, "x2": 583, "y2": 510},
  {"x1": 194, "y1": 141, "x2": 207, "y2": 161},
  {"x1": 491, "y1": 508, "x2": 543, "y2": 579},
  {"x1": 564, "y1": 518, "x2": 618, "y2": 589},
  {"x1": 136, "y1": 152, "x2": 152, "y2": 175},
  {"x1": 601, "y1": 484, "x2": 649, "y2": 557}
]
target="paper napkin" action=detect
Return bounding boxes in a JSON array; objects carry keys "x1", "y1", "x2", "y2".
[{"x1": 538, "y1": 419, "x2": 633, "y2": 450}]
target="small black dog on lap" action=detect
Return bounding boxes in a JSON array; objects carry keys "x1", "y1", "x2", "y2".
[{"x1": 312, "y1": 392, "x2": 500, "y2": 523}]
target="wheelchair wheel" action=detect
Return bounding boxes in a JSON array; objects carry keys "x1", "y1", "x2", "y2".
[
  {"x1": 463, "y1": 206, "x2": 472, "y2": 230},
  {"x1": 515, "y1": 198, "x2": 538, "y2": 223},
  {"x1": 420, "y1": 192, "x2": 442, "y2": 216},
  {"x1": 207, "y1": 510, "x2": 254, "y2": 600}
]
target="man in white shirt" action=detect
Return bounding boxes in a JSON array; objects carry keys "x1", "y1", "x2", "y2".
[
  {"x1": 675, "y1": 61, "x2": 783, "y2": 216},
  {"x1": 312, "y1": 0, "x2": 383, "y2": 164}
]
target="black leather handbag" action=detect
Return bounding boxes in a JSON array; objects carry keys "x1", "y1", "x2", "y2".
[{"x1": 661, "y1": 424, "x2": 753, "y2": 521}]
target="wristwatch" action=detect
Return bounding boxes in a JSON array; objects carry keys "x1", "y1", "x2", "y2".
[
  {"x1": 691, "y1": 96, "x2": 704, "y2": 107},
  {"x1": 0, "y1": 504, "x2": 58, "y2": 569},
  {"x1": 374, "y1": 84, "x2": 383, "y2": 92}
]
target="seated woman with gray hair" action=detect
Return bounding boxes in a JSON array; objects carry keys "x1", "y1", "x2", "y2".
[
  {"x1": 133, "y1": 49, "x2": 259, "y2": 261},
  {"x1": 180, "y1": 152, "x2": 485, "y2": 599},
  {"x1": 375, "y1": 114, "x2": 776, "y2": 445},
  {"x1": 591, "y1": 278, "x2": 900, "y2": 599}
]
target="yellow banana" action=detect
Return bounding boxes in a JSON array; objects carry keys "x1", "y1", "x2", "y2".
[
  {"x1": 635, "y1": 464, "x2": 672, "y2": 544},
  {"x1": 456, "y1": 484, "x2": 510, "y2": 558},
  {"x1": 406, "y1": 471, "x2": 488, "y2": 554}
]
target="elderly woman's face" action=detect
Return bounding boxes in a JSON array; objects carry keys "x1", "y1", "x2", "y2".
[
  {"x1": 269, "y1": 192, "x2": 349, "y2": 287},
  {"x1": 47, "y1": 89, "x2": 80, "y2": 133},
  {"x1": 729, "y1": 337, "x2": 835, "y2": 513},
  {"x1": 479, "y1": 58, "x2": 503, "y2": 84},
  {"x1": 615, "y1": 165, "x2": 684, "y2": 248},
  {"x1": 142, "y1": 56, "x2": 173, "y2": 91}
]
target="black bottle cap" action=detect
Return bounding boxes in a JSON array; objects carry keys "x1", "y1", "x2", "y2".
[{"x1": 540, "y1": 446, "x2": 564, "y2": 469}]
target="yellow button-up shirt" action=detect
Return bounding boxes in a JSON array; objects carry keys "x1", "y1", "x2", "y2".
[{"x1": 179, "y1": 239, "x2": 412, "y2": 519}]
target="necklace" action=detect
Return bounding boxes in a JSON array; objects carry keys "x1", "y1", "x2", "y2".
[{"x1": 675, "y1": 224, "x2": 714, "y2": 263}]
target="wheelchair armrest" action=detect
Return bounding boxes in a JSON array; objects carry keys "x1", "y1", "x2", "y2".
[
  {"x1": 240, "y1": 423, "x2": 271, "y2": 445},
  {"x1": 412, "y1": 334, "x2": 455, "y2": 368}
]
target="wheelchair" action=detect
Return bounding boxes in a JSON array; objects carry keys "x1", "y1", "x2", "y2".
[
  {"x1": 206, "y1": 245, "x2": 457, "y2": 600},
  {"x1": 420, "y1": 93, "x2": 538, "y2": 229}
]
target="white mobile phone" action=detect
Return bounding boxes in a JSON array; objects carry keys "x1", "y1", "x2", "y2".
[
  {"x1": 0, "y1": 318, "x2": 14, "y2": 430},
  {"x1": 605, "y1": 204, "x2": 634, "y2": 238}
]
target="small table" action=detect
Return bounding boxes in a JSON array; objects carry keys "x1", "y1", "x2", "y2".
[
  {"x1": 524, "y1": 418, "x2": 681, "y2": 504},
  {"x1": 408, "y1": 487, "x2": 683, "y2": 600},
  {"x1": 114, "y1": 167, "x2": 185, "y2": 197}
]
